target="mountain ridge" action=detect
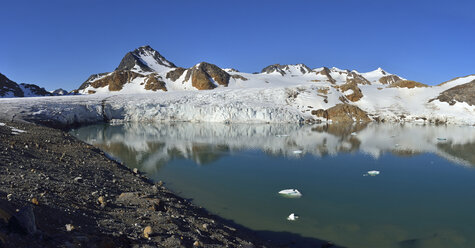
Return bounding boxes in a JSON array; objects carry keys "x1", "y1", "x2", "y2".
[{"x1": 78, "y1": 45, "x2": 420, "y2": 95}]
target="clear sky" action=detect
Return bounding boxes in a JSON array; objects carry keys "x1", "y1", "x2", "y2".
[{"x1": 1, "y1": 0, "x2": 474, "y2": 91}]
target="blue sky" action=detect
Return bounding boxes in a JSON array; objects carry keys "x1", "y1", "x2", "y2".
[{"x1": 1, "y1": 0, "x2": 474, "y2": 90}]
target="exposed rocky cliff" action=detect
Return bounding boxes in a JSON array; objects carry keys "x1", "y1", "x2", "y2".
[
  {"x1": 312, "y1": 104, "x2": 371, "y2": 123},
  {"x1": 388, "y1": 80, "x2": 428, "y2": 89},
  {"x1": 184, "y1": 63, "x2": 230, "y2": 90},
  {"x1": 434, "y1": 79, "x2": 475, "y2": 106}
]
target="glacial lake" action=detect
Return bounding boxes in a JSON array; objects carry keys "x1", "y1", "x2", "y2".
[{"x1": 71, "y1": 123, "x2": 475, "y2": 248}]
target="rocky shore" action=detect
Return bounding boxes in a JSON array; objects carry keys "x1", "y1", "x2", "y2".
[{"x1": 0, "y1": 120, "x2": 337, "y2": 248}]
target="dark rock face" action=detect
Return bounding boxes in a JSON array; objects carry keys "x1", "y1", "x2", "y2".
[
  {"x1": 312, "y1": 104, "x2": 371, "y2": 122},
  {"x1": 115, "y1": 45, "x2": 176, "y2": 72},
  {"x1": 388, "y1": 80, "x2": 428, "y2": 89},
  {"x1": 379, "y1": 75, "x2": 401, "y2": 85},
  {"x1": 435, "y1": 80, "x2": 475, "y2": 106},
  {"x1": 0, "y1": 73, "x2": 23, "y2": 97},
  {"x1": 0, "y1": 73, "x2": 52, "y2": 97},
  {"x1": 166, "y1": 67, "x2": 186, "y2": 82},
  {"x1": 184, "y1": 62, "x2": 230, "y2": 90},
  {"x1": 261, "y1": 64, "x2": 286, "y2": 75}
]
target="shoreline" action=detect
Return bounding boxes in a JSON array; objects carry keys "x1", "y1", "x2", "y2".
[{"x1": 0, "y1": 120, "x2": 338, "y2": 247}]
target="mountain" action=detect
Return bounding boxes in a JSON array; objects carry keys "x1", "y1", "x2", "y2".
[
  {"x1": 71, "y1": 45, "x2": 475, "y2": 125},
  {"x1": 77, "y1": 45, "x2": 414, "y2": 95},
  {"x1": 51, "y1": 88, "x2": 69, "y2": 96},
  {"x1": 0, "y1": 73, "x2": 52, "y2": 98}
]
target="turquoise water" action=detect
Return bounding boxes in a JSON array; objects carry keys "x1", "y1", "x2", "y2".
[{"x1": 71, "y1": 123, "x2": 475, "y2": 248}]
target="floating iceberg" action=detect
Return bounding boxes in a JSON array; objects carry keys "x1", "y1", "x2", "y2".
[
  {"x1": 287, "y1": 213, "x2": 299, "y2": 221},
  {"x1": 278, "y1": 189, "x2": 302, "y2": 198},
  {"x1": 366, "y1": 170, "x2": 380, "y2": 176}
]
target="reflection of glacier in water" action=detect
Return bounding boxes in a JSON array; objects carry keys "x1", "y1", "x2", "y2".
[
  {"x1": 73, "y1": 122, "x2": 475, "y2": 169},
  {"x1": 72, "y1": 123, "x2": 475, "y2": 248}
]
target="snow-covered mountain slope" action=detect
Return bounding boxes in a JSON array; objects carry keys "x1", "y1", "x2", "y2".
[{"x1": 0, "y1": 73, "x2": 53, "y2": 98}]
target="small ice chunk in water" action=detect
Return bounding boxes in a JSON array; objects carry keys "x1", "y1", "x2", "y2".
[
  {"x1": 278, "y1": 189, "x2": 302, "y2": 197},
  {"x1": 287, "y1": 213, "x2": 299, "y2": 221},
  {"x1": 293, "y1": 150, "x2": 303, "y2": 154},
  {"x1": 366, "y1": 170, "x2": 380, "y2": 176}
]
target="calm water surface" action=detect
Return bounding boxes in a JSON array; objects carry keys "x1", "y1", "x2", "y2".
[{"x1": 71, "y1": 123, "x2": 475, "y2": 248}]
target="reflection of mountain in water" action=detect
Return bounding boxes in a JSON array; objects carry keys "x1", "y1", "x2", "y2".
[{"x1": 71, "y1": 123, "x2": 475, "y2": 172}]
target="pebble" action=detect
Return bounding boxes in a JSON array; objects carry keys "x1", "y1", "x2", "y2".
[
  {"x1": 65, "y1": 224, "x2": 75, "y2": 232},
  {"x1": 31, "y1": 198, "x2": 39, "y2": 206},
  {"x1": 98, "y1": 196, "x2": 106, "y2": 208},
  {"x1": 6, "y1": 194, "x2": 12, "y2": 201},
  {"x1": 143, "y1": 226, "x2": 153, "y2": 238},
  {"x1": 193, "y1": 240, "x2": 202, "y2": 247},
  {"x1": 74, "y1": 177, "x2": 83, "y2": 183},
  {"x1": 133, "y1": 168, "x2": 139, "y2": 174}
]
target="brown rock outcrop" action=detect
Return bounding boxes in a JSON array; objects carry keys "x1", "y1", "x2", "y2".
[
  {"x1": 231, "y1": 74, "x2": 248, "y2": 81},
  {"x1": 434, "y1": 79, "x2": 475, "y2": 106},
  {"x1": 388, "y1": 80, "x2": 428, "y2": 89},
  {"x1": 184, "y1": 62, "x2": 230, "y2": 90},
  {"x1": 315, "y1": 67, "x2": 336, "y2": 84},
  {"x1": 346, "y1": 72, "x2": 371, "y2": 85},
  {"x1": 144, "y1": 75, "x2": 167, "y2": 92},
  {"x1": 379, "y1": 75, "x2": 402, "y2": 85},
  {"x1": 312, "y1": 104, "x2": 371, "y2": 122},
  {"x1": 81, "y1": 70, "x2": 143, "y2": 91},
  {"x1": 338, "y1": 82, "x2": 364, "y2": 102}
]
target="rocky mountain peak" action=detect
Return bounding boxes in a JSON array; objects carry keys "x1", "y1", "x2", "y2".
[
  {"x1": 376, "y1": 67, "x2": 387, "y2": 75},
  {"x1": 115, "y1": 45, "x2": 176, "y2": 73},
  {"x1": 261, "y1": 64, "x2": 312, "y2": 76}
]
